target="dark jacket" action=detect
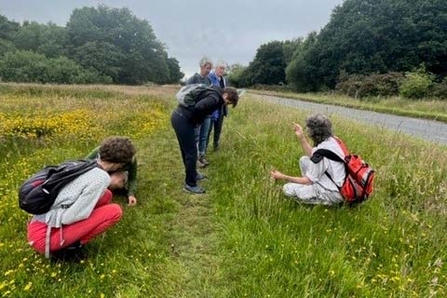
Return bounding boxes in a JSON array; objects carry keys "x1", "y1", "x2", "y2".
[
  {"x1": 177, "y1": 85, "x2": 224, "y2": 125},
  {"x1": 187, "y1": 73, "x2": 212, "y2": 86}
]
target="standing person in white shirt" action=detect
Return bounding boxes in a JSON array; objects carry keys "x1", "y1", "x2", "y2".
[{"x1": 270, "y1": 114, "x2": 346, "y2": 206}]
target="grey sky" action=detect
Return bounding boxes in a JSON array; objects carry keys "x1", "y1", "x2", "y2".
[{"x1": 0, "y1": 0, "x2": 343, "y2": 78}]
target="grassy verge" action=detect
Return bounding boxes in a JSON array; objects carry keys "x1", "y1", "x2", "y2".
[
  {"x1": 1, "y1": 83, "x2": 446, "y2": 297},
  {"x1": 248, "y1": 89, "x2": 447, "y2": 123}
]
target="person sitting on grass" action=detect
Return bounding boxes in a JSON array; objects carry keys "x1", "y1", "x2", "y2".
[
  {"x1": 270, "y1": 114, "x2": 346, "y2": 206},
  {"x1": 27, "y1": 136, "x2": 136, "y2": 262},
  {"x1": 86, "y1": 145, "x2": 138, "y2": 206}
]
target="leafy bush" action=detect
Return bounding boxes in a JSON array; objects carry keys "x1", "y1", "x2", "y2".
[
  {"x1": 336, "y1": 72, "x2": 404, "y2": 98},
  {"x1": 0, "y1": 50, "x2": 111, "y2": 84},
  {"x1": 399, "y1": 68, "x2": 434, "y2": 99},
  {"x1": 432, "y1": 77, "x2": 447, "y2": 100}
]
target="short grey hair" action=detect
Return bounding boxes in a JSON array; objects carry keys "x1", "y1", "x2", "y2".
[
  {"x1": 215, "y1": 60, "x2": 227, "y2": 69},
  {"x1": 305, "y1": 114, "x2": 333, "y2": 145},
  {"x1": 199, "y1": 56, "x2": 213, "y2": 68}
]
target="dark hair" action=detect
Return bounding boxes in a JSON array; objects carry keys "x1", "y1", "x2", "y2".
[
  {"x1": 223, "y1": 87, "x2": 239, "y2": 107},
  {"x1": 99, "y1": 136, "x2": 136, "y2": 164},
  {"x1": 305, "y1": 114, "x2": 333, "y2": 146}
]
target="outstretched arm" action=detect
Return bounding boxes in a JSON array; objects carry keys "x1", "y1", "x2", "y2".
[
  {"x1": 270, "y1": 170, "x2": 313, "y2": 185},
  {"x1": 293, "y1": 123, "x2": 313, "y2": 157},
  {"x1": 126, "y1": 157, "x2": 138, "y2": 206}
]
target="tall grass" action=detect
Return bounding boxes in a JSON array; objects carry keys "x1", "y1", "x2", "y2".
[
  {"x1": 0, "y1": 84, "x2": 446, "y2": 297},
  {"x1": 249, "y1": 89, "x2": 447, "y2": 123}
]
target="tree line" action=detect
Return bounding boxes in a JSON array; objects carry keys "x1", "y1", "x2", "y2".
[
  {"x1": 0, "y1": 5, "x2": 183, "y2": 85},
  {"x1": 1, "y1": 0, "x2": 447, "y2": 99},
  {"x1": 228, "y1": 0, "x2": 447, "y2": 99}
]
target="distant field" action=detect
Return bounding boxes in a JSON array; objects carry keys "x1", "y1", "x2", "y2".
[{"x1": 1, "y1": 83, "x2": 446, "y2": 297}]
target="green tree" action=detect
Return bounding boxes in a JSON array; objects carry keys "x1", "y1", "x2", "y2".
[
  {"x1": 12, "y1": 21, "x2": 67, "y2": 58},
  {"x1": 287, "y1": 0, "x2": 447, "y2": 91},
  {"x1": 66, "y1": 5, "x2": 170, "y2": 84},
  {"x1": 166, "y1": 57, "x2": 184, "y2": 84},
  {"x1": 227, "y1": 64, "x2": 248, "y2": 87},
  {"x1": 72, "y1": 41, "x2": 124, "y2": 83},
  {"x1": 241, "y1": 41, "x2": 286, "y2": 86},
  {"x1": 37, "y1": 23, "x2": 68, "y2": 58},
  {"x1": 0, "y1": 15, "x2": 20, "y2": 41},
  {"x1": 285, "y1": 32, "x2": 320, "y2": 92},
  {"x1": 0, "y1": 39, "x2": 16, "y2": 57}
]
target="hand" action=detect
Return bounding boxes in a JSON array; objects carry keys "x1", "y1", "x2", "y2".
[
  {"x1": 128, "y1": 195, "x2": 137, "y2": 206},
  {"x1": 270, "y1": 170, "x2": 285, "y2": 180},
  {"x1": 293, "y1": 123, "x2": 304, "y2": 138}
]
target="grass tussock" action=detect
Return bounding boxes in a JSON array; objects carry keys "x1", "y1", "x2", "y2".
[{"x1": 0, "y1": 83, "x2": 446, "y2": 297}]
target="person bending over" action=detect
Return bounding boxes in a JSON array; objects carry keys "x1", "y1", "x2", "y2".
[
  {"x1": 171, "y1": 86, "x2": 239, "y2": 194},
  {"x1": 86, "y1": 145, "x2": 138, "y2": 206},
  {"x1": 27, "y1": 136, "x2": 136, "y2": 261}
]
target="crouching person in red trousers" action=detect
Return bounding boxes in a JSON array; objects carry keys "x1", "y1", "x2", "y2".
[{"x1": 27, "y1": 136, "x2": 136, "y2": 262}]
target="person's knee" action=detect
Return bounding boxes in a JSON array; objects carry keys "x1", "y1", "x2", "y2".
[
  {"x1": 106, "y1": 204, "x2": 123, "y2": 222},
  {"x1": 283, "y1": 183, "x2": 297, "y2": 197}
]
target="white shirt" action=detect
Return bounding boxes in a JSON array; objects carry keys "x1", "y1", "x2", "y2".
[{"x1": 306, "y1": 137, "x2": 346, "y2": 191}]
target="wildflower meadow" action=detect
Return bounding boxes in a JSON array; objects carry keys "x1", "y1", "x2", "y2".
[{"x1": 0, "y1": 83, "x2": 446, "y2": 297}]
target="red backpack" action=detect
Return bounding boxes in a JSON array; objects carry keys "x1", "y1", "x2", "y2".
[{"x1": 314, "y1": 137, "x2": 375, "y2": 204}]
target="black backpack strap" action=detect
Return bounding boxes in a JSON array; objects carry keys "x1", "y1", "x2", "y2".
[
  {"x1": 312, "y1": 149, "x2": 345, "y2": 163},
  {"x1": 311, "y1": 149, "x2": 345, "y2": 191}
]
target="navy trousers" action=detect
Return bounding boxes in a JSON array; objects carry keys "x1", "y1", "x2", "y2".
[{"x1": 171, "y1": 109, "x2": 198, "y2": 187}]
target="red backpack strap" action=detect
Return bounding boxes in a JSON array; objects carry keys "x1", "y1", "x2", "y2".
[{"x1": 333, "y1": 136, "x2": 349, "y2": 156}]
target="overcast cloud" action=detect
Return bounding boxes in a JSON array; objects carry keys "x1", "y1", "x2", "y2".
[{"x1": 0, "y1": 0, "x2": 343, "y2": 77}]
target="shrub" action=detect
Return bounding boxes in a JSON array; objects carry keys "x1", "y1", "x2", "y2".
[
  {"x1": 0, "y1": 50, "x2": 112, "y2": 84},
  {"x1": 399, "y1": 68, "x2": 434, "y2": 99},
  {"x1": 335, "y1": 72, "x2": 404, "y2": 98},
  {"x1": 432, "y1": 77, "x2": 447, "y2": 100}
]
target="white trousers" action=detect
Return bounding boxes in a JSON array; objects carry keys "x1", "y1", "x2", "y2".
[{"x1": 282, "y1": 156, "x2": 343, "y2": 206}]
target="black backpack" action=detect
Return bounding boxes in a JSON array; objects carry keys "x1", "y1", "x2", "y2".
[
  {"x1": 18, "y1": 159, "x2": 98, "y2": 214},
  {"x1": 175, "y1": 84, "x2": 214, "y2": 107}
]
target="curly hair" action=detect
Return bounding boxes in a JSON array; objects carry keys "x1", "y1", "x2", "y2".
[
  {"x1": 223, "y1": 87, "x2": 239, "y2": 107},
  {"x1": 305, "y1": 114, "x2": 333, "y2": 146},
  {"x1": 99, "y1": 136, "x2": 136, "y2": 164}
]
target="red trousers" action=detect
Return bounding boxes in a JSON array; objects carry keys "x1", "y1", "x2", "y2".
[{"x1": 27, "y1": 189, "x2": 122, "y2": 254}]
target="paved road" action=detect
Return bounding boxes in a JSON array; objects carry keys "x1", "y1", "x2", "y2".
[{"x1": 254, "y1": 94, "x2": 447, "y2": 145}]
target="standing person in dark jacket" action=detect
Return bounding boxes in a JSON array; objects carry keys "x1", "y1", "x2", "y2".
[
  {"x1": 186, "y1": 56, "x2": 213, "y2": 85},
  {"x1": 186, "y1": 56, "x2": 213, "y2": 168},
  {"x1": 171, "y1": 85, "x2": 239, "y2": 194}
]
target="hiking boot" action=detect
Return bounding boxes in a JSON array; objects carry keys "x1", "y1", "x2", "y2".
[
  {"x1": 196, "y1": 173, "x2": 207, "y2": 181},
  {"x1": 198, "y1": 156, "x2": 209, "y2": 167},
  {"x1": 183, "y1": 184, "x2": 206, "y2": 194},
  {"x1": 50, "y1": 241, "x2": 87, "y2": 263}
]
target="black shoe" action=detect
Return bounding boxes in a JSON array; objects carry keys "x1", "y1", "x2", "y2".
[{"x1": 50, "y1": 241, "x2": 87, "y2": 263}]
